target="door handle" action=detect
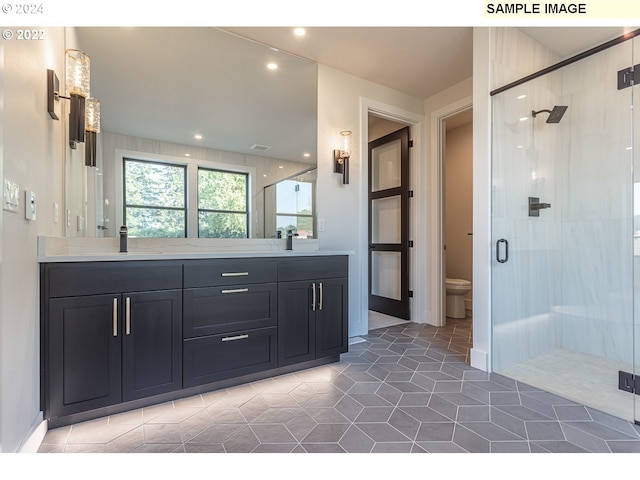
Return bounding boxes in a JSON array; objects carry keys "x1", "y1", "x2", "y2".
[
  {"x1": 496, "y1": 239, "x2": 509, "y2": 263},
  {"x1": 125, "y1": 297, "x2": 131, "y2": 335},
  {"x1": 311, "y1": 282, "x2": 316, "y2": 311},
  {"x1": 113, "y1": 298, "x2": 118, "y2": 337},
  {"x1": 319, "y1": 282, "x2": 323, "y2": 311}
]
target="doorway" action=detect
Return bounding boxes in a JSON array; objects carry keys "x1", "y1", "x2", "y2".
[
  {"x1": 367, "y1": 114, "x2": 412, "y2": 331},
  {"x1": 442, "y1": 109, "x2": 473, "y2": 322}
]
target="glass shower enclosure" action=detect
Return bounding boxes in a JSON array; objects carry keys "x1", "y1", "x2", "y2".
[{"x1": 491, "y1": 32, "x2": 640, "y2": 423}]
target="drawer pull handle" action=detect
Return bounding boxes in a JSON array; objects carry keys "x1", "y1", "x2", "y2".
[
  {"x1": 222, "y1": 334, "x2": 249, "y2": 342},
  {"x1": 221, "y1": 288, "x2": 249, "y2": 294},
  {"x1": 221, "y1": 272, "x2": 249, "y2": 277},
  {"x1": 113, "y1": 298, "x2": 118, "y2": 337}
]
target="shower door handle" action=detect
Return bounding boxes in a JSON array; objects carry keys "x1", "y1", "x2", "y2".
[{"x1": 496, "y1": 239, "x2": 509, "y2": 263}]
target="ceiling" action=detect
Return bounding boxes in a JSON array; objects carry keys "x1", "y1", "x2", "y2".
[{"x1": 77, "y1": 26, "x2": 631, "y2": 162}]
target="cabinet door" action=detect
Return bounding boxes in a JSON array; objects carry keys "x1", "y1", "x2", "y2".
[
  {"x1": 316, "y1": 278, "x2": 349, "y2": 358},
  {"x1": 121, "y1": 290, "x2": 182, "y2": 401},
  {"x1": 278, "y1": 280, "x2": 315, "y2": 366},
  {"x1": 48, "y1": 295, "x2": 122, "y2": 418}
]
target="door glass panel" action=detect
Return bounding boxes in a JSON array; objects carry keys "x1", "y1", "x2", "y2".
[
  {"x1": 491, "y1": 38, "x2": 636, "y2": 422},
  {"x1": 371, "y1": 196, "x2": 401, "y2": 244},
  {"x1": 371, "y1": 139, "x2": 401, "y2": 192},
  {"x1": 371, "y1": 251, "x2": 401, "y2": 300}
]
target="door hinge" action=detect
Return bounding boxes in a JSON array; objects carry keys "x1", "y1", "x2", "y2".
[
  {"x1": 408, "y1": 190, "x2": 414, "y2": 198},
  {"x1": 408, "y1": 140, "x2": 414, "y2": 148},
  {"x1": 408, "y1": 290, "x2": 414, "y2": 298},
  {"x1": 618, "y1": 64, "x2": 640, "y2": 90},
  {"x1": 408, "y1": 240, "x2": 413, "y2": 248},
  {"x1": 618, "y1": 370, "x2": 640, "y2": 395}
]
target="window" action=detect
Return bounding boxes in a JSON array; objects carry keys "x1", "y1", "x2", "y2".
[
  {"x1": 123, "y1": 158, "x2": 187, "y2": 238},
  {"x1": 276, "y1": 179, "x2": 314, "y2": 238},
  {"x1": 198, "y1": 167, "x2": 249, "y2": 238}
]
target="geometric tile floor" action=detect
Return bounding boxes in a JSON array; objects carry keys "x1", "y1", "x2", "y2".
[{"x1": 38, "y1": 318, "x2": 640, "y2": 454}]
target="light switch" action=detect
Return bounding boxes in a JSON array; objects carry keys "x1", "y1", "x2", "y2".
[
  {"x1": 25, "y1": 190, "x2": 36, "y2": 220},
  {"x1": 3, "y1": 179, "x2": 19, "y2": 213},
  {"x1": 318, "y1": 218, "x2": 325, "y2": 232}
]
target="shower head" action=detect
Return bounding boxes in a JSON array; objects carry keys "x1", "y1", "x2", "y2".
[{"x1": 532, "y1": 105, "x2": 568, "y2": 124}]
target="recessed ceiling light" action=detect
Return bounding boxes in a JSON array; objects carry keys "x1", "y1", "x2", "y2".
[
  {"x1": 267, "y1": 62, "x2": 278, "y2": 70},
  {"x1": 294, "y1": 28, "x2": 306, "y2": 37},
  {"x1": 303, "y1": 152, "x2": 310, "y2": 158},
  {"x1": 185, "y1": 153, "x2": 191, "y2": 157},
  {"x1": 516, "y1": 94, "x2": 527, "y2": 100}
]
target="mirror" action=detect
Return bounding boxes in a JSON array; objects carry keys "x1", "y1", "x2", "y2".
[{"x1": 70, "y1": 27, "x2": 318, "y2": 239}]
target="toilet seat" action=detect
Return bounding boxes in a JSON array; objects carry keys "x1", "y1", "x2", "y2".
[{"x1": 446, "y1": 278, "x2": 471, "y2": 288}]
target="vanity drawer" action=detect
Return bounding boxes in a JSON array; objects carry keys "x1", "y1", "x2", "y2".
[
  {"x1": 183, "y1": 259, "x2": 277, "y2": 288},
  {"x1": 278, "y1": 255, "x2": 348, "y2": 281},
  {"x1": 44, "y1": 261, "x2": 183, "y2": 298},
  {"x1": 183, "y1": 326, "x2": 277, "y2": 388},
  {"x1": 183, "y1": 283, "x2": 277, "y2": 338}
]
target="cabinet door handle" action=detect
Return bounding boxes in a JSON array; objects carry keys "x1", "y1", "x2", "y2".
[
  {"x1": 319, "y1": 282, "x2": 323, "y2": 311},
  {"x1": 222, "y1": 334, "x2": 249, "y2": 342},
  {"x1": 312, "y1": 282, "x2": 316, "y2": 311},
  {"x1": 221, "y1": 272, "x2": 249, "y2": 277},
  {"x1": 113, "y1": 297, "x2": 118, "y2": 337},
  {"x1": 221, "y1": 288, "x2": 249, "y2": 294},
  {"x1": 125, "y1": 297, "x2": 131, "y2": 335}
]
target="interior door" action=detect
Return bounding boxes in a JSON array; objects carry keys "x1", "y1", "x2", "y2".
[{"x1": 368, "y1": 127, "x2": 410, "y2": 319}]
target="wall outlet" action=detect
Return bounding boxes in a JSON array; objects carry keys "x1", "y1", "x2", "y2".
[{"x1": 3, "y1": 179, "x2": 19, "y2": 213}]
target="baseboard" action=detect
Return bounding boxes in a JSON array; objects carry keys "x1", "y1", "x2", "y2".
[
  {"x1": 19, "y1": 415, "x2": 46, "y2": 453},
  {"x1": 470, "y1": 348, "x2": 488, "y2": 372}
]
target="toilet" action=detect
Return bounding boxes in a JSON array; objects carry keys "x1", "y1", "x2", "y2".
[{"x1": 445, "y1": 278, "x2": 472, "y2": 319}]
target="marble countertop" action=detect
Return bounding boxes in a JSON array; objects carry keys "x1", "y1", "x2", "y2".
[{"x1": 37, "y1": 236, "x2": 353, "y2": 263}]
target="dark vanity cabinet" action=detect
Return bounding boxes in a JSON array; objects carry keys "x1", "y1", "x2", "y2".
[
  {"x1": 41, "y1": 262, "x2": 183, "y2": 421},
  {"x1": 40, "y1": 254, "x2": 348, "y2": 427},
  {"x1": 278, "y1": 256, "x2": 349, "y2": 367},
  {"x1": 182, "y1": 259, "x2": 278, "y2": 388}
]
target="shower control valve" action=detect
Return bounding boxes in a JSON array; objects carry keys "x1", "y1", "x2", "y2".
[{"x1": 528, "y1": 197, "x2": 551, "y2": 217}]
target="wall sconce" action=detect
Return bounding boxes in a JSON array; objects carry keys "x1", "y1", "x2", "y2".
[
  {"x1": 47, "y1": 49, "x2": 91, "y2": 149},
  {"x1": 84, "y1": 98, "x2": 100, "y2": 167},
  {"x1": 333, "y1": 130, "x2": 351, "y2": 185}
]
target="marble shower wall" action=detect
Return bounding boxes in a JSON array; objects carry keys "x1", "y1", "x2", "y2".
[
  {"x1": 558, "y1": 40, "x2": 634, "y2": 364},
  {"x1": 492, "y1": 28, "x2": 637, "y2": 370}
]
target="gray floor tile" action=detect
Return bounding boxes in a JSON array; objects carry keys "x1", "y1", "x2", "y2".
[{"x1": 38, "y1": 320, "x2": 640, "y2": 455}]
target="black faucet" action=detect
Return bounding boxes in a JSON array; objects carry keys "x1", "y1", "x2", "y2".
[
  {"x1": 119, "y1": 225, "x2": 128, "y2": 253},
  {"x1": 286, "y1": 229, "x2": 298, "y2": 250}
]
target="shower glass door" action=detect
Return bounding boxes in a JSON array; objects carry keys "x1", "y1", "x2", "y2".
[
  {"x1": 634, "y1": 36, "x2": 640, "y2": 425},
  {"x1": 491, "y1": 36, "x2": 637, "y2": 422}
]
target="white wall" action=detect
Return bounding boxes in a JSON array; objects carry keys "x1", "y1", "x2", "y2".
[
  {"x1": 317, "y1": 65, "x2": 425, "y2": 337},
  {"x1": 1, "y1": 27, "x2": 67, "y2": 452}
]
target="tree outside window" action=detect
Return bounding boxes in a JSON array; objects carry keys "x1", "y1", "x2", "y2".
[
  {"x1": 198, "y1": 168, "x2": 249, "y2": 238},
  {"x1": 123, "y1": 158, "x2": 187, "y2": 238}
]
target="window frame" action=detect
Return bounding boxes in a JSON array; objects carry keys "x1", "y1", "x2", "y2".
[
  {"x1": 122, "y1": 157, "x2": 188, "y2": 238},
  {"x1": 197, "y1": 166, "x2": 250, "y2": 238},
  {"x1": 275, "y1": 178, "x2": 316, "y2": 238},
  {"x1": 116, "y1": 149, "x2": 254, "y2": 238}
]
